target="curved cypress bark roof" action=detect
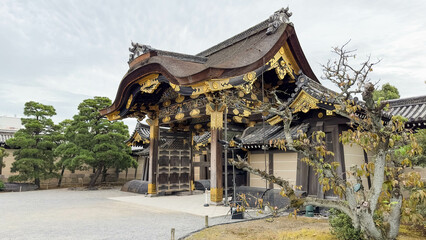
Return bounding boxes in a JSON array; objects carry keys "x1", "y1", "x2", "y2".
[{"x1": 100, "y1": 8, "x2": 318, "y2": 117}]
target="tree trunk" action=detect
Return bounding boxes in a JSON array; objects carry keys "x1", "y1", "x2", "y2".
[
  {"x1": 0, "y1": 158, "x2": 3, "y2": 175},
  {"x1": 57, "y1": 166, "x2": 65, "y2": 187},
  {"x1": 101, "y1": 166, "x2": 107, "y2": 183},
  {"x1": 89, "y1": 167, "x2": 102, "y2": 188},
  {"x1": 35, "y1": 178, "x2": 40, "y2": 189}
]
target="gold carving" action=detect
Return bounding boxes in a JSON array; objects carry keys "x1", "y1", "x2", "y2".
[
  {"x1": 326, "y1": 110, "x2": 333, "y2": 116},
  {"x1": 251, "y1": 93, "x2": 258, "y2": 100},
  {"x1": 232, "y1": 109, "x2": 239, "y2": 115},
  {"x1": 205, "y1": 78, "x2": 232, "y2": 92},
  {"x1": 106, "y1": 111, "x2": 121, "y2": 121},
  {"x1": 242, "y1": 110, "x2": 251, "y2": 117},
  {"x1": 243, "y1": 71, "x2": 257, "y2": 83},
  {"x1": 289, "y1": 90, "x2": 319, "y2": 113},
  {"x1": 126, "y1": 95, "x2": 133, "y2": 109},
  {"x1": 267, "y1": 115, "x2": 283, "y2": 125},
  {"x1": 175, "y1": 95, "x2": 185, "y2": 103},
  {"x1": 162, "y1": 116, "x2": 170, "y2": 123},
  {"x1": 207, "y1": 104, "x2": 225, "y2": 130},
  {"x1": 267, "y1": 43, "x2": 300, "y2": 80},
  {"x1": 194, "y1": 124, "x2": 202, "y2": 130},
  {"x1": 233, "y1": 116, "x2": 243, "y2": 123},
  {"x1": 248, "y1": 121, "x2": 256, "y2": 127},
  {"x1": 238, "y1": 91, "x2": 245, "y2": 98},
  {"x1": 190, "y1": 109, "x2": 200, "y2": 117},
  {"x1": 137, "y1": 74, "x2": 161, "y2": 94},
  {"x1": 175, "y1": 112, "x2": 185, "y2": 120},
  {"x1": 134, "y1": 132, "x2": 142, "y2": 142},
  {"x1": 318, "y1": 112, "x2": 324, "y2": 118},
  {"x1": 163, "y1": 100, "x2": 171, "y2": 107}
]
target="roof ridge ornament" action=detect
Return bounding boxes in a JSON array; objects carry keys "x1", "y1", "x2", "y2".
[
  {"x1": 128, "y1": 41, "x2": 154, "y2": 63},
  {"x1": 266, "y1": 7, "x2": 292, "y2": 35}
]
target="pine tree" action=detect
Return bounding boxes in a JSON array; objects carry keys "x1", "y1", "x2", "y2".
[
  {"x1": 64, "y1": 97, "x2": 136, "y2": 188},
  {"x1": 6, "y1": 101, "x2": 59, "y2": 188}
]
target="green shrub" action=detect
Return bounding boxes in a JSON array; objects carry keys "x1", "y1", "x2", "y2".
[
  {"x1": 329, "y1": 208, "x2": 364, "y2": 240},
  {"x1": 0, "y1": 180, "x2": 4, "y2": 191}
]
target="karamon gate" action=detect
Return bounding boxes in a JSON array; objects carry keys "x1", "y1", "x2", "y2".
[{"x1": 100, "y1": 8, "x2": 426, "y2": 203}]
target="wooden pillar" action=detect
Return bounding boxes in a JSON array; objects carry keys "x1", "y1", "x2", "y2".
[
  {"x1": 208, "y1": 106, "x2": 224, "y2": 203},
  {"x1": 147, "y1": 116, "x2": 159, "y2": 195},
  {"x1": 269, "y1": 153, "x2": 274, "y2": 189}
]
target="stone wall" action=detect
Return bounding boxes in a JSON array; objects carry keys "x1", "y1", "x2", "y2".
[{"x1": 0, "y1": 150, "x2": 146, "y2": 188}]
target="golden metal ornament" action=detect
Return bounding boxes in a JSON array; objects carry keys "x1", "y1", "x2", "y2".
[
  {"x1": 137, "y1": 74, "x2": 161, "y2": 94},
  {"x1": 318, "y1": 112, "x2": 324, "y2": 118},
  {"x1": 106, "y1": 111, "x2": 121, "y2": 121},
  {"x1": 242, "y1": 110, "x2": 251, "y2": 117},
  {"x1": 169, "y1": 82, "x2": 181, "y2": 92},
  {"x1": 267, "y1": 115, "x2": 283, "y2": 125},
  {"x1": 126, "y1": 95, "x2": 133, "y2": 109},
  {"x1": 209, "y1": 111, "x2": 223, "y2": 129},
  {"x1": 326, "y1": 110, "x2": 334, "y2": 116},
  {"x1": 238, "y1": 91, "x2": 245, "y2": 98},
  {"x1": 267, "y1": 43, "x2": 299, "y2": 80},
  {"x1": 232, "y1": 109, "x2": 240, "y2": 115},
  {"x1": 194, "y1": 124, "x2": 202, "y2": 130},
  {"x1": 248, "y1": 121, "x2": 256, "y2": 127},
  {"x1": 233, "y1": 116, "x2": 243, "y2": 123},
  {"x1": 175, "y1": 95, "x2": 185, "y2": 103},
  {"x1": 175, "y1": 112, "x2": 185, "y2": 120},
  {"x1": 163, "y1": 100, "x2": 171, "y2": 107},
  {"x1": 204, "y1": 78, "x2": 232, "y2": 92},
  {"x1": 162, "y1": 116, "x2": 170, "y2": 123},
  {"x1": 190, "y1": 109, "x2": 200, "y2": 117},
  {"x1": 289, "y1": 90, "x2": 319, "y2": 113}
]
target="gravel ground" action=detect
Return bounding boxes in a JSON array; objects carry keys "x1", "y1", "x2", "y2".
[{"x1": 0, "y1": 188, "x2": 257, "y2": 240}]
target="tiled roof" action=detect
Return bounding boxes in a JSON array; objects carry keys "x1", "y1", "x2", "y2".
[
  {"x1": 385, "y1": 96, "x2": 426, "y2": 126},
  {"x1": 0, "y1": 130, "x2": 15, "y2": 146},
  {"x1": 240, "y1": 123, "x2": 309, "y2": 148}
]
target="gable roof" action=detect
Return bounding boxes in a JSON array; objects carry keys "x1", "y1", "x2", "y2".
[{"x1": 100, "y1": 7, "x2": 318, "y2": 117}]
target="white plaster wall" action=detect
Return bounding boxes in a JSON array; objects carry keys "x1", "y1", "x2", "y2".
[
  {"x1": 249, "y1": 153, "x2": 269, "y2": 188},
  {"x1": 273, "y1": 152, "x2": 297, "y2": 189}
]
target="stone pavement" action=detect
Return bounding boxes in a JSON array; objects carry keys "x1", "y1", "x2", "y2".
[
  {"x1": 0, "y1": 188, "x2": 261, "y2": 239},
  {"x1": 109, "y1": 192, "x2": 230, "y2": 218}
]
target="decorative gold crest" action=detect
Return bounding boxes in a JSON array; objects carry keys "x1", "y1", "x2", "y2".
[
  {"x1": 190, "y1": 109, "x2": 200, "y2": 117},
  {"x1": 163, "y1": 100, "x2": 171, "y2": 107},
  {"x1": 175, "y1": 112, "x2": 184, "y2": 120},
  {"x1": 175, "y1": 95, "x2": 185, "y2": 103},
  {"x1": 162, "y1": 116, "x2": 170, "y2": 123}
]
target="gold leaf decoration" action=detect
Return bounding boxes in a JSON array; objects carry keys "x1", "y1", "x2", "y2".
[
  {"x1": 175, "y1": 95, "x2": 185, "y2": 103},
  {"x1": 175, "y1": 112, "x2": 184, "y2": 120},
  {"x1": 190, "y1": 109, "x2": 200, "y2": 117},
  {"x1": 126, "y1": 95, "x2": 133, "y2": 109},
  {"x1": 162, "y1": 116, "x2": 170, "y2": 123}
]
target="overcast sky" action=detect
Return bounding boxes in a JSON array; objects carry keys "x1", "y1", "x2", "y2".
[{"x1": 1, "y1": 0, "x2": 425, "y2": 131}]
